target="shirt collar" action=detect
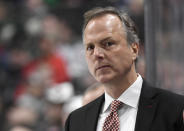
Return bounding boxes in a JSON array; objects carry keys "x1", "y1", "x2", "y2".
[{"x1": 103, "y1": 74, "x2": 143, "y2": 113}]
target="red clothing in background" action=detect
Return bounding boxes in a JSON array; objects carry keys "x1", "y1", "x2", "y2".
[{"x1": 15, "y1": 54, "x2": 70, "y2": 99}]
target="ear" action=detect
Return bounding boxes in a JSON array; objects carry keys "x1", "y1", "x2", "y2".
[{"x1": 130, "y1": 43, "x2": 139, "y2": 60}]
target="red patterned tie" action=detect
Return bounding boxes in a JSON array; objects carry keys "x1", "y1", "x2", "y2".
[{"x1": 103, "y1": 100, "x2": 123, "y2": 131}]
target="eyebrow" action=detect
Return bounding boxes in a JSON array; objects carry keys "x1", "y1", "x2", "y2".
[
  {"x1": 85, "y1": 37, "x2": 112, "y2": 46},
  {"x1": 100, "y1": 37, "x2": 112, "y2": 44}
]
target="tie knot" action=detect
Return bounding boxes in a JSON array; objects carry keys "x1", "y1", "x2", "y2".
[{"x1": 110, "y1": 100, "x2": 123, "y2": 112}]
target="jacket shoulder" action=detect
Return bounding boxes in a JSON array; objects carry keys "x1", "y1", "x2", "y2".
[
  {"x1": 153, "y1": 87, "x2": 184, "y2": 105},
  {"x1": 70, "y1": 94, "x2": 104, "y2": 115},
  {"x1": 65, "y1": 94, "x2": 104, "y2": 131},
  {"x1": 142, "y1": 81, "x2": 184, "y2": 105}
]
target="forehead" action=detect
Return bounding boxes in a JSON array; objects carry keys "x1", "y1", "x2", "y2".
[{"x1": 83, "y1": 14, "x2": 125, "y2": 44}]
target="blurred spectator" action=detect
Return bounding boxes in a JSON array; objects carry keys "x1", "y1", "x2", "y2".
[
  {"x1": 126, "y1": 0, "x2": 144, "y2": 44},
  {"x1": 14, "y1": 35, "x2": 70, "y2": 99},
  {"x1": 82, "y1": 83, "x2": 104, "y2": 106},
  {"x1": 62, "y1": 95, "x2": 83, "y2": 125},
  {"x1": 41, "y1": 15, "x2": 64, "y2": 42},
  {"x1": 46, "y1": 82, "x2": 74, "y2": 104},
  {"x1": 24, "y1": 0, "x2": 48, "y2": 17},
  {"x1": 9, "y1": 125, "x2": 33, "y2": 131},
  {"x1": 0, "y1": 2, "x2": 7, "y2": 22},
  {"x1": 38, "y1": 102, "x2": 65, "y2": 131},
  {"x1": 6, "y1": 106, "x2": 38, "y2": 130},
  {"x1": 34, "y1": 82, "x2": 74, "y2": 131},
  {"x1": 16, "y1": 64, "x2": 50, "y2": 113},
  {"x1": 50, "y1": 15, "x2": 94, "y2": 93}
]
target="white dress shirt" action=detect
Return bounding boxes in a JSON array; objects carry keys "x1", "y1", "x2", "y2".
[{"x1": 96, "y1": 75, "x2": 143, "y2": 131}]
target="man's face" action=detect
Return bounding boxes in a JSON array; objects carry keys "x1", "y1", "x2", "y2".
[{"x1": 83, "y1": 14, "x2": 138, "y2": 83}]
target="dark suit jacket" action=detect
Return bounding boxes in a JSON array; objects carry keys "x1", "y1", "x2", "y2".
[{"x1": 65, "y1": 81, "x2": 184, "y2": 131}]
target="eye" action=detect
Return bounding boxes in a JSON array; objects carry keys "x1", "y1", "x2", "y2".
[
  {"x1": 86, "y1": 44, "x2": 95, "y2": 51},
  {"x1": 105, "y1": 41, "x2": 114, "y2": 47}
]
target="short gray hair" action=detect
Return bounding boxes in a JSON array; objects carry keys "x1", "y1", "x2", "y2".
[{"x1": 83, "y1": 6, "x2": 140, "y2": 45}]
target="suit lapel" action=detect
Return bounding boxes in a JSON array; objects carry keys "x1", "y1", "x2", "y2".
[
  {"x1": 135, "y1": 81, "x2": 159, "y2": 131},
  {"x1": 84, "y1": 94, "x2": 105, "y2": 131}
]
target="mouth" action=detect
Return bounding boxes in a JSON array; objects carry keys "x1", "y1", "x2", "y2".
[{"x1": 95, "y1": 65, "x2": 111, "y2": 71}]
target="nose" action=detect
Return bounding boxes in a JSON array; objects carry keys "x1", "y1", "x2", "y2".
[{"x1": 93, "y1": 47, "x2": 105, "y2": 58}]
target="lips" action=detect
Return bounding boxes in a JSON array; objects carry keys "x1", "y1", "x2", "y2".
[{"x1": 95, "y1": 65, "x2": 111, "y2": 72}]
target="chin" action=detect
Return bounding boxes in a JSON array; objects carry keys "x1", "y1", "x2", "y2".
[{"x1": 96, "y1": 75, "x2": 114, "y2": 83}]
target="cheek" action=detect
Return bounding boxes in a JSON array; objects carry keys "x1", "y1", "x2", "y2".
[
  {"x1": 86, "y1": 56, "x2": 94, "y2": 73},
  {"x1": 112, "y1": 51, "x2": 133, "y2": 67}
]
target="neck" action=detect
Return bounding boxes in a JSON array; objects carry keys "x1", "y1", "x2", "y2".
[{"x1": 103, "y1": 66, "x2": 137, "y2": 99}]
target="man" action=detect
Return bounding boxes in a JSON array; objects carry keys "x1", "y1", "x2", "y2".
[{"x1": 65, "y1": 7, "x2": 184, "y2": 131}]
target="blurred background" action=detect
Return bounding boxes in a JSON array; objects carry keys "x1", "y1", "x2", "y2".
[{"x1": 0, "y1": 0, "x2": 183, "y2": 130}]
